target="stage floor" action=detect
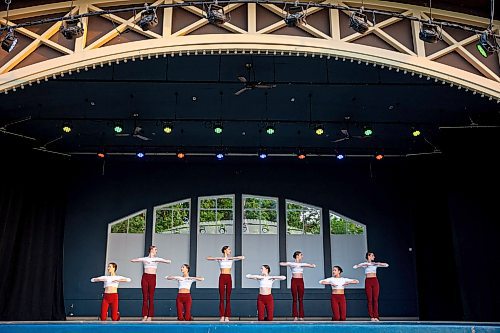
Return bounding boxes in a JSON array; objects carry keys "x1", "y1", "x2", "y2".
[{"x1": 1, "y1": 320, "x2": 499, "y2": 333}]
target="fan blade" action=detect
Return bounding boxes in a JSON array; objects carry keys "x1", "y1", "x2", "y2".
[
  {"x1": 340, "y1": 129, "x2": 349, "y2": 136},
  {"x1": 33, "y1": 146, "x2": 71, "y2": 157},
  {"x1": 115, "y1": 133, "x2": 131, "y2": 137},
  {"x1": 0, "y1": 128, "x2": 36, "y2": 141},
  {"x1": 332, "y1": 137, "x2": 349, "y2": 143},
  {"x1": 255, "y1": 84, "x2": 276, "y2": 89},
  {"x1": 234, "y1": 87, "x2": 250, "y2": 95},
  {"x1": 237, "y1": 76, "x2": 247, "y2": 83},
  {"x1": 134, "y1": 134, "x2": 151, "y2": 141}
]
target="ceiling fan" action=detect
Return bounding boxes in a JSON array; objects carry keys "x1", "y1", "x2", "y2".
[
  {"x1": 234, "y1": 63, "x2": 276, "y2": 96},
  {"x1": 116, "y1": 114, "x2": 152, "y2": 141},
  {"x1": 0, "y1": 116, "x2": 36, "y2": 141},
  {"x1": 32, "y1": 136, "x2": 71, "y2": 157},
  {"x1": 331, "y1": 129, "x2": 370, "y2": 143}
]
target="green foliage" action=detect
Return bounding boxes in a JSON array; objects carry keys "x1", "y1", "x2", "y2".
[
  {"x1": 155, "y1": 203, "x2": 190, "y2": 234},
  {"x1": 111, "y1": 212, "x2": 146, "y2": 234},
  {"x1": 330, "y1": 214, "x2": 364, "y2": 235},
  {"x1": 111, "y1": 220, "x2": 128, "y2": 233},
  {"x1": 286, "y1": 204, "x2": 321, "y2": 235}
]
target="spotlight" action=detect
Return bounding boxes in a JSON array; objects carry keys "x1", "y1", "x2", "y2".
[
  {"x1": 216, "y1": 152, "x2": 225, "y2": 160},
  {"x1": 349, "y1": 11, "x2": 369, "y2": 34},
  {"x1": 60, "y1": 17, "x2": 84, "y2": 40},
  {"x1": 136, "y1": 152, "x2": 145, "y2": 158},
  {"x1": 419, "y1": 22, "x2": 440, "y2": 43},
  {"x1": 336, "y1": 154, "x2": 344, "y2": 160},
  {"x1": 138, "y1": 5, "x2": 158, "y2": 31},
  {"x1": 297, "y1": 152, "x2": 306, "y2": 160},
  {"x1": 214, "y1": 122, "x2": 223, "y2": 134},
  {"x1": 97, "y1": 152, "x2": 106, "y2": 159},
  {"x1": 265, "y1": 125, "x2": 275, "y2": 135},
  {"x1": 206, "y1": 4, "x2": 230, "y2": 25},
  {"x1": 412, "y1": 129, "x2": 421, "y2": 137},
  {"x1": 1, "y1": 28, "x2": 18, "y2": 53},
  {"x1": 375, "y1": 153, "x2": 384, "y2": 160},
  {"x1": 314, "y1": 124, "x2": 324, "y2": 136},
  {"x1": 363, "y1": 126, "x2": 373, "y2": 136},
  {"x1": 284, "y1": 5, "x2": 306, "y2": 27},
  {"x1": 163, "y1": 122, "x2": 173, "y2": 134},
  {"x1": 476, "y1": 30, "x2": 499, "y2": 58},
  {"x1": 113, "y1": 121, "x2": 123, "y2": 133},
  {"x1": 62, "y1": 122, "x2": 72, "y2": 133},
  {"x1": 177, "y1": 152, "x2": 185, "y2": 159},
  {"x1": 258, "y1": 149, "x2": 268, "y2": 159}
]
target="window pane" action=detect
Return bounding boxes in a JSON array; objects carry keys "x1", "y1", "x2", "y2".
[
  {"x1": 287, "y1": 202, "x2": 303, "y2": 210},
  {"x1": 347, "y1": 222, "x2": 364, "y2": 235},
  {"x1": 172, "y1": 209, "x2": 190, "y2": 234},
  {"x1": 200, "y1": 199, "x2": 216, "y2": 209},
  {"x1": 128, "y1": 214, "x2": 146, "y2": 234},
  {"x1": 261, "y1": 199, "x2": 277, "y2": 209},
  {"x1": 111, "y1": 220, "x2": 128, "y2": 233},
  {"x1": 287, "y1": 210, "x2": 303, "y2": 234},
  {"x1": 200, "y1": 209, "x2": 216, "y2": 223},
  {"x1": 217, "y1": 210, "x2": 233, "y2": 222},
  {"x1": 244, "y1": 197, "x2": 260, "y2": 209},
  {"x1": 330, "y1": 215, "x2": 347, "y2": 234},
  {"x1": 244, "y1": 210, "x2": 259, "y2": 220},
  {"x1": 217, "y1": 197, "x2": 233, "y2": 209},
  {"x1": 155, "y1": 209, "x2": 172, "y2": 233}
]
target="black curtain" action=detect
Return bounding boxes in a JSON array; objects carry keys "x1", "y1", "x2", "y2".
[{"x1": 0, "y1": 152, "x2": 67, "y2": 320}]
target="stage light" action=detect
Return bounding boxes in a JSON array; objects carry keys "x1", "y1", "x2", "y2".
[
  {"x1": 284, "y1": 5, "x2": 306, "y2": 27},
  {"x1": 177, "y1": 152, "x2": 185, "y2": 159},
  {"x1": 314, "y1": 125, "x2": 324, "y2": 136},
  {"x1": 258, "y1": 149, "x2": 268, "y2": 159},
  {"x1": 375, "y1": 153, "x2": 384, "y2": 160},
  {"x1": 476, "y1": 30, "x2": 499, "y2": 58},
  {"x1": 60, "y1": 17, "x2": 84, "y2": 39},
  {"x1": 163, "y1": 122, "x2": 173, "y2": 134},
  {"x1": 419, "y1": 22, "x2": 440, "y2": 43},
  {"x1": 412, "y1": 129, "x2": 421, "y2": 137},
  {"x1": 214, "y1": 122, "x2": 223, "y2": 134},
  {"x1": 349, "y1": 11, "x2": 369, "y2": 34},
  {"x1": 138, "y1": 5, "x2": 158, "y2": 31},
  {"x1": 136, "y1": 152, "x2": 145, "y2": 158},
  {"x1": 337, "y1": 154, "x2": 344, "y2": 160},
  {"x1": 113, "y1": 121, "x2": 123, "y2": 133},
  {"x1": 97, "y1": 152, "x2": 106, "y2": 159},
  {"x1": 363, "y1": 126, "x2": 373, "y2": 136},
  {"x1": 266, "y1": 125, "x2": 275, "y2": 135},
  {"x1": 216, "y1": 152, "x2": 225, "y2": 160},
  {"x1": 297, "y1": 152, "x2": 306, "y2": 160},
  {"x1": 62, "y1": 122, "x2": 72, "y2": 133},
  {"x1": 1, "y1": 28, "x2": 18, "y2": 53},
  {"x1": 206, "y1": 4, "x2": 230, "y2": 25}
]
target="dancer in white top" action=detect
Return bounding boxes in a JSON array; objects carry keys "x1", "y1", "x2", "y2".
[
  {"x1": 320, "y1": 266, "x2": 359, "y2": 321},
  {"x1": 90, "y1": 262, "x2": 131, "y2": 321},
  {"x1": 206, "y1": 245, "x2": 245, "y2": 321},
  {"x1": 280, "y1": 251, "x2": 316, "y2": 321},
  {"x1": 246, "y1": 265, "x2": 286, "y2": 321},
  {"x1": 353, "y1": 252, "x2": 389, "y2": 321},
  {"x1": 131, "y1": 245, "x2": 171, "y2": 321},
  {"x1": 166, "y1": 264, "x2": 204, "y2": 321}
]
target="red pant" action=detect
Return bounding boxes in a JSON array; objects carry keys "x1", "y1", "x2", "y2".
[
  {"x1": 257, "y1": 294, "x2": 274, "y2": 321},
  {"x1": 176, "y1": 293, "x2": 192, "y2": 321},
  {"x1": 100, "y1": 293, "x2": 120, "y2": 321},
  {"x1": 365, "y1": 277, "x2": 380, "y2": 319},
  {"x1": 291, "y1": 277, "x2": 305, "y2": 318},
  {"x1": 141, "y1": 273, "x2": 156, "y2": 317},
  {"x1": 218, "y1": 274, "x2": 232, "y2": 317},
  {"x1": 330, "y1": 294, "x2": 346, "y2": 321}
]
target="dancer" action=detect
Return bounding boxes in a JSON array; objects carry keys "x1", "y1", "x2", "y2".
[
  {"x1": 206, "y1": 246, "x2": 245, "y2": 321},
  {"x1": 320, "y1": 266, "x2": 359, "y2": 321},
  {"x1": 90, "y1": 262, "x2": 131, "y2": 321},
  {"x1": 131, "y1": 245, "x2": 172, "y2": 321},
  {"x1": 246, "y1": 265, "x2": 286, "y2": 321},
  {"x1": 280, "y1": 251, "x2": 316, "y2": 321},
  {"x1": 166, "y1": 264, "x2": 204, "y2": 321},
  {"x1": 353, "y1": 252, "x2": 389, "y2": 321}
]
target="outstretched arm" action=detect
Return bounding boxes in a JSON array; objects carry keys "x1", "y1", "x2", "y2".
[
  {"x1": 375, "y1": 262, "x2": 389, "y2": 267},
  {"x1": 113, "y1": 277, "x2": 131, "y2": 283},
  {"x1": 156, "y1": 258, "x2": 172, "y2": 264},
  {"x1": 90, "y1": 276, "x2": 107, "y2": 282},
  {"x1": 319, "y1": 278, "x2": 331, "y2": 285},
  {"x1": 166, "y1": 276, "x2": 184, "y2": 280},
  {"x1": 353, "y1": 262, "x2": 370, "y2": 269},
  {"x1": 270, "y1": 275, "x2": 286, "y2": 281},
  {"x1": 246, "y1": 274, "x2": 263, "y2": 280},
  {"x1": 230, "y1": 256, "x2": 245, "y2": 261},
  {"x1": 303, "y1": 263, "x2": 316, "y2": 268},
  {"x1": 279, "y1": 262, "x2": 291, "y2": 266},
  {"x1": 344, "y1": 279, "x2": 360, "y2": 286},
  {"x1": 206, "y1": 256, "x2": 223, "y2": 261},
  {"x1": 188, "y1": 276, "x2": 205, "y2": 281},
  {"x1": 131, "y1": 257, "x2": 145, "y2": 263}
]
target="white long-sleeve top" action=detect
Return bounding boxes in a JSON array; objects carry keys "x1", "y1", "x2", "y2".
[
  {"x1": 320, "y1": 277, "x2": 356, "y2": 290},
  {"x1": 91, "y1": 275, "x2": 131, "y2": 288},
  {"x1": 177, "y1": 278, "x2": 196, "y2": 290},
  {"x1": 136, "y1": 257, "x2": 168, "y2": 269},
  {"x1": 353, "y1": 262, "x2": 389, "y2": 274},
  {"x1": 246, "y1": 275, "x2": 286, "y2": 288},
  {"x1": 218, "y1": 259, "x2": 233, "y2": 269},
  {"x1": 286, "y1": 262, "x2": 309, "y2": 274}
]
